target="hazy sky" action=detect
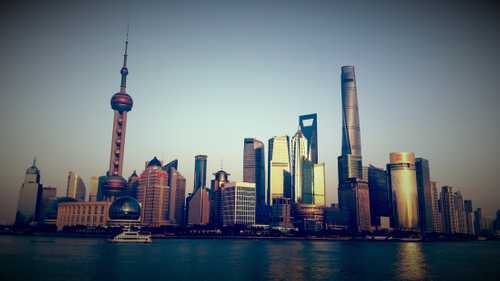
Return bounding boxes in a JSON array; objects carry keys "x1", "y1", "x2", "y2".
[{"x1": 1, "y1": 0, "x2": 499, "y2": 223}]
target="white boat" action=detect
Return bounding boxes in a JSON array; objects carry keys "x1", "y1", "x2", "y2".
[{"x1": 109, "y1": 227, "x2": 152, "y2": 243}]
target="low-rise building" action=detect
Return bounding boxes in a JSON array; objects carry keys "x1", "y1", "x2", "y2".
[{"x1": 56, "y1": 201, "x2": 111, "y2": 231}]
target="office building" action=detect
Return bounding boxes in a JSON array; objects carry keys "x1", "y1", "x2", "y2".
[
  {"x1": 415, "y1": 158, "x2": 433, "y2": 233},
  {"x1": 56, "y1": 201, "x2": 111, "y2": 231},
  {"x1": 387, "y1": 152, "x2": 419, "y2": 232},
  {"x1": 171, "y1": 169, "x2": 186, "y2": 225},
  {"x1": 293, "y1": 203, "x2": 324, "y2": 232},
  {"x1": 268, "y1": 136, "x2": 291, "y2": 205},
  {"x1": 187, "y1": 187, "x2": 210, "y2": 225},
  {"x1": 474, "y1": 208, "x2": 483, "y2": 235},
  {"x1": 440, "y1": 186, "x2": 458, "y2": 234},
  {"x1": 136, "y1": 157, "x2": 172, "y2": 227},
  {"x1": 88, "y1": 176, "x2": 99, "y2": 202},
  {"x1": 15, "y1": 158, "x2": 43, "y2": 226},
  {"x1": 454, "y1": 191, "x2": 466, "y2": 234},
  {"x1": 298, "y1": 113, "x2": 318, "y2": 164},
  {"x1": 367, "y1": 165, "x2": 391, "y2": 228},
  {"x1": 243, "y1": 138, "x2": 265, "y2": 220},
  {"x1": 324, "y1": 204, "x2": 349, "y2": 230},
  {"x1": 271, "y1": 198, "x2": 293, "y2": 229},
  {"x1": 464, "y1": 200, "x2": 474, "y2": 235},
  {"x1": 108, "y1": 196, "x2": 141, "y2": 226},
  {"x1": 38, "y1": 186, "x2": 57, "y2": 221},
  {"x1": 290, "y1": 129, "x2": 308, "y2": 203},
  {"x1": 127, "y1": 171, "x2": 139, "y2": 199},
  {"x1": 193, "y1": 155, "x2": 208, "y2": 191},
  {"x1": 66, "y1": 171, "x2": 86, "y2": 202},
  {"x1": 338, "y1": 178, "x2": 371, "y2": 232},
  {"x1": 222, "y1": 182, "x2": 256, "y2": 226},
  {"x1": 103, "y1": 34, "x2": 134, "y2": 200},
  {"x1": 210, "y1": 170, "x2": 230, "y2": 226},
  {"x1": 430, "y1": 181, "x2": 442, "y2": 232}
]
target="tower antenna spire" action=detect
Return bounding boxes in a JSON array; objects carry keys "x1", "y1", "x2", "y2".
[{"x1": 120, "y1": 26, "x2": 129, "y2": 92}]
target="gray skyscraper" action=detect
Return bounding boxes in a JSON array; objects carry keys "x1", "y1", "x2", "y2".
[
  {"x1": 440, "y1": 186, "x2": 458, "y2": 234},
  {"x1": 290, "y1": 129, "x2": 308, "y2": 203},
  {"x1": 193, "y1": 155, "x2": 207, "y2": 191},
  {"x1": 454, "y1": 191, "x2": 466, "y2": 234},
  {"x1": 337, "y1": 66, "x2": 369, "y2": 232},
  {"x1": 16, "y1": 158, "x2": 43, "y2": 226},
  {"x1": 66, "y1": 171, "x2": 86, "y2": 201},
  {"x1": 298, "y1": 113, "x2": 318, "y2": 164},
  {"x1": 416, "y1": 158, "x2": 433, "y2": 233},
  {"x1": 243, "y1": 138, "x2": 266, "y2": 223},
  {"x1": 464, "y1": 200, "x2": 474, "y2": 235},
  {"x1": 430, "y1": 181, "x2": 442, "y2": 233},
  {"x1": 367, "y1": 165, "x2": 391, "y2": 227}
]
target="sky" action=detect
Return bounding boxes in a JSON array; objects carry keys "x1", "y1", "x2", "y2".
[{"x1": 0, "y1": 0, "x2": 499, "y2": 223}]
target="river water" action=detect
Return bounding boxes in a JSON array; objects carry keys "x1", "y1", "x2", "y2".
[{"x1": 0, "y1": 235, "x2": 499, "y2": 281}]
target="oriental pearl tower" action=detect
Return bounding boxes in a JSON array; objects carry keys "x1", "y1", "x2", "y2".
[{"x1": 103, "y1": 33, "x2": 133, "y2": 201}]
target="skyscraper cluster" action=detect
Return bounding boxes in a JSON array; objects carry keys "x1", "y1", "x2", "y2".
[{"x1": 13, "y1": 37, "x2": 498, "y2": 237}]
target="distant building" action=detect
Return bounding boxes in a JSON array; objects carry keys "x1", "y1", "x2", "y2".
[
  {"x1": 136, "y1": 157, "x2": 172, "y2": 227},
  {"x1": 56, "y1": 201, "x2": 111, "y2": 231},
  {"x1": 66, "y1": 171, "x2": 86, "y2": 201},
  {"x1": 268, "y1": 136, "x2": 291, "y2": 205},
  {"x1": 367, "y1": 165, "x2": 391, "y2": 228},
  {"x1": 454, "y1": 191, "x2": 466, "y2": 234},
  {"x1": 38, "y1": 186, "x2": 57, "y2": 222},
  {"x1": 271, "y1": 197, "x2": 293, "y2": 229},
  {"x1": 430, "y1": 181, "x2": 442, "y2": 233},
  {"x1": 312, "y1": 163, "x2": 326, "y2": 206},
  {"x1": 127, "y1": 171, "x2": 139, "y2": 199},
  {"x1": 474, "y1": 208, "x2": 483, "y2": 235},
  {"x1": 440, "y1": 186, "x2": 458, "y2": 234},
  {"x1": 193, "y1": 155, "x2": 208, "y2": 191},
  {"x1": 291, "y1": 129, "x2": 309, "y2": 203},
  {"x1": 324, "y1": 204, "x2": 349, "y2": 230},
  {"x1": 464, "y1": 200, "x2": 474, "y2": 235},
  {"x1": 338, "y1": 178, "x2": 371, "y2": 232},
  {"x1": 298, "y1": 113, "x2": 318, "y2": 164},
  {"x1": 88, "y1": 176, "x2": 99, "y2": 202},
  {"x1": 387, "y1": 152, "x2": 419, "y2": 232},
  {"x1": 16, "y1": 159, "x2": 43, "y2": 226},
  {"x1": 222, "y1": 182, "x2": 256, "y2": 226},
  {"x1": 187, "y1": 187, "x2": 210, "y2": 225},
  {"x1": 96, "y1": 175, "x2": 107, "y2": 201},
  {"x1": 210, "y1": 170, "x2": 230, "y2": 226},
  {"x1": 243, "y1": 138, "x2": 266, "y2": 223},
  {"x1": 415, "y1": 158, "x2": 433, "y2": 233},
  {"x1": 171, "y1": 169, "x2": 186, "y2": 225},
  {"x1": 293, "y1": 203, "x2": 324, "y2": 232}
]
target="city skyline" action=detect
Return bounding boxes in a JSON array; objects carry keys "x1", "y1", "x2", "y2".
[{"x1": 1, "y1": 0, "x2": 499, "y2": 223}]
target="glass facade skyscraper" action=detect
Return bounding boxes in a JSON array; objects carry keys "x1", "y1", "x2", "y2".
[
  {"x1": 387, "y1": 152, "x2": 419, "y2": 232},
  {"x1": 367, "y1": 165, "x2": 391, "y2": 227},
  {"x1": 291, "y1": 129, "x2": 308, "y2": 203},
  {"x1": 16, "y1": 159, "x2": 43, "y2": 226},
  {"x1": 193, "y1": 155, "x2": 207, "y2": 191},
  {"x1": 267, "y1": 136, "x2": 291, "y2": 206},
  {"x1": 298, "y1": 113, "x2": 318, "y2": 164},
  {"x1": 243, "y1": 138, "x2": 266, "y2": 223},
  {"x1": 416, "y1": 158, "x2": 433, "y2": 233}
]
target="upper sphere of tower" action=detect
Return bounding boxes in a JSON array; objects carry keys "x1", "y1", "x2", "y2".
[{"x1": 111, "y1": 92, "x2": 133, "y2": 112}]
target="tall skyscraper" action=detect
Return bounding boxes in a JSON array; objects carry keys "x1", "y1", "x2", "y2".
[
  {"x1": 104, "y1": 34, "x2": 134, "y2": 200},
  {"x1": 302, "y1": 159, "x2": 314, "y2": 204},
  {"x1": 88, "y1": 176, "x2": 99, "y2": 202},
  {"x1": 172, "y1": 170, "x2": 186, "y2": 225},
  {"x1": 367, "y1": 165, "x2": 391, "y2": 227},
  {"x1": 454, "y1": 191, "x2": 466, "y2": 234},
  {"x1": 136, "y1": 157, "x2": 171, "y2": 227},
  {"x1": 337, "y1": 66, "x2": 369, "y2": 232},
  {"x1": 430, "y1": 181, "x2": 442, "y2": 233},
  {"x1": 243, "y1": 138, "x2": 266, "y2": 222},
  {"x1": 15, "y1": 159, "x2": 43, "y2": 226},
  {"x1": 290, "y1": 129, "x2": 308, "y2": 203},
  {"x1": 312, "y1": 163, "x2": 326, "y2": 206},
  {"x1": 39, "y1": 186, "x2": 57, "y2": 221},
  {"x1": 210, "y1": 170, "x2": 230, "y2": 226},
  {"x1": 222, "y1": 182, "x2": 256, "y2": 226},
  {"x1": 387, "y1": 152, "x2": 419, "y2": 232},
  {"x1": 66, "y1": 171, "x2": 86, "y2": 202},
  {"x1": 415, "y1": 158, "x2": 433, "y2": 233},
  {"x1": 464, "y1": 200, "x2": 474, "y2": 235},
  {"x1": 474, "y1": 208, "x2": 483, "y2": 235},
  {"x1": 193, "y1": 155, "x2": 208, "y2": 191},
  {"x1": 127, "y1": 171, "x2": 139, "y2": 199},
  {"x1": 298, "y1": 113, "x2": 318, "y2": 164},
  {"x1": 267, "y1": 136, "x2": 291, "y2": 205},
  {"x1": 440, "y1": 186, "x2": 458, "y2": 234}
]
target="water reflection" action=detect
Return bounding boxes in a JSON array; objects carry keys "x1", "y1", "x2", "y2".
[{"x1": 396, "y1": 243, "x2": 427, "y2": 281}]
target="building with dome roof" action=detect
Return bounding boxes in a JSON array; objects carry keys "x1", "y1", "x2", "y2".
[
  {"x1": 15, "y1": 158, "x2": 43, "y2": 226},
  {"x1": 108, "y1": 196, "x2": 141, "y2": 226},
  {"x1": 136, "y1": 157, "x2": 173, "y2": 227}
]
